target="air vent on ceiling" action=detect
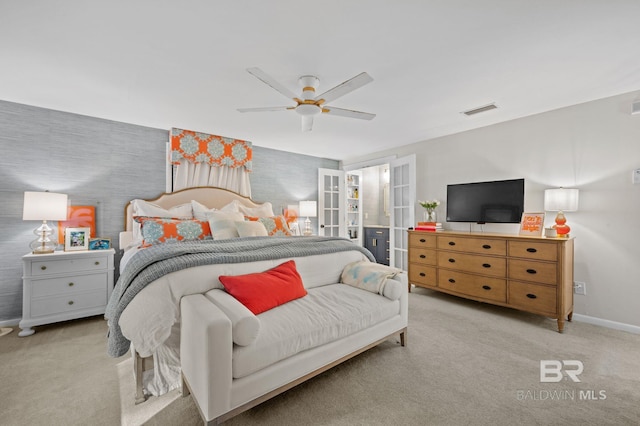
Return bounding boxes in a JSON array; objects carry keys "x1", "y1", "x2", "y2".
[{"x1": 462, "y1": 103, "x2": 497, "y2": 116}]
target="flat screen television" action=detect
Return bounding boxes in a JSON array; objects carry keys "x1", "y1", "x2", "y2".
[{"x1": 446, "y1": 178, "x2": 524, "y2": 223}]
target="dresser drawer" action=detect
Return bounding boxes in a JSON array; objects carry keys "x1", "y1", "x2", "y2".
[
  {"x1": 31, "y1": 273, "x2": 107, "y2": 298},
  {"x1": 31, "y1": 290, "x2": 107, "y2": 317},
  {"x1": 409, "y1": 248, "x2": 437, "y2": 265},
  {"x1": 409, "y1": 233, "x2": 437, "y2": 248},
  {"x1": 437, "y1": 251, "x2": 506, "y2": 277},
  {"x1": 31, "y1": 256, "x2": 109, "y2": 276},
  {"x1": 409, "y1": 264, "x2": 437, "y2": 287},
  {"x1": 508, "y1": 259, "x2": 557, "y2": 285},
  {"x1": 437, "y1": 236, "x2": 506, "y2": 256},
  {"x1": 438, "y1": 270, "x2": 506, "y2": 302},
  {"x1": 509, "y1": 281, "x2": 557, "y2": 316},
  {"x1": 508, "y1": 241, "x2": 557, "y2": 261}
]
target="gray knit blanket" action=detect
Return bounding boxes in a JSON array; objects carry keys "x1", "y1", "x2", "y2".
[{"x1": 105, "y1": 236, "x2": 375, "y2": 357}]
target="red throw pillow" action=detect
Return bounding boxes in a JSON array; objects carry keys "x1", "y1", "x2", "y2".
[{"x1": 218, "y1": 260, "x2": 307, "y2": 315}]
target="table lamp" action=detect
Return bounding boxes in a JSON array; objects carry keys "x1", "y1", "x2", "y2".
[
  {"x1": 544, "y1": 188, "x2": 579, "y2": 238},
  {"x1": 299, "y1": 200, "x2": 317, "y2": 236},
  {"x1": 23, "y1": 191, "x2": 69, "y2": 254}
]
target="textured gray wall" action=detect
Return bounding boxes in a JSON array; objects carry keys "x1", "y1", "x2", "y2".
[{"x1": 0, "y1": 100, "x2": 337, "y2": 322}]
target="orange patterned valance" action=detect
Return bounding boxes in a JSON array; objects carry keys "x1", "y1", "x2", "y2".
[{"x1": 170, "y1": 128, "x2": 252, "y2": 171}]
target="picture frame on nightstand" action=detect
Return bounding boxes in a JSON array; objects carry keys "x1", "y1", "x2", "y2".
[
  {"x1": 65, "y1": 227, "x2": 90, "y2": 251},
  {"x1": 89, "y1": 238, "x2": 111, "y2": 250}
]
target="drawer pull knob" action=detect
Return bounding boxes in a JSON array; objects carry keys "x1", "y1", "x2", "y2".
[
  {"x1": 419, "y1": 239, "x2": 426, "y2": 243},
  {"x1": 482, "y1": 244, "x2": 491, "y2": 249},
  {"x1": 526, "y1": 269, "x2": 537, "y2": 274},
  {"x1": 448, "y1": 258, "x2": 455, "y2": 263},
  {"x1": 482, "y1": 285, "x2": 491, "y2": 290},
  {"x1": 419, "y1": 272, "x2": 426, "y2": 277},
  {"x1": 68, "y1": 300, "x2": 74, "y2": 305},
  {"x1": 448, "y1": 241, "x2": 456, "y2": 246},
  {"x1": 526, "y1": 293, "x2": 537, "y2": 299},
  {"x1": 526, "y1": 248, "x2": 537, "y2": 253},
  {"x1": 482, "y1": 263, "x2": 491, "y2": 268},
  {"x1": 419, "y1": 254, "x2": 426, "y2": 259},
  {"x1": 448, "y1": 278, "x2": 455, "y2": 283},
  {"x1": 68, "y1": 282, "x2": 74, "y2": 287},
  {"x1": 41, "y1": 266, "x2": 47, "y2": 270},
  {"x1": 95, "y1": 261, "x2": 100, "y2": 265}
]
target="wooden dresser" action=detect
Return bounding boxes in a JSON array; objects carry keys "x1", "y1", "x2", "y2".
[{"x1": 408, "y1": 230, "x2": 574, "y2": 332}]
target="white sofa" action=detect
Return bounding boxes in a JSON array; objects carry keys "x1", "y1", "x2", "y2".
[{"x1": 180, "y1": 261, "x2": 408, "y2": 425}]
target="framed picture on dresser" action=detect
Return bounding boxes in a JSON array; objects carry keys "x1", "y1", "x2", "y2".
[{"x1": 65, "y1": 227, "x2": 90, "y2": 251}]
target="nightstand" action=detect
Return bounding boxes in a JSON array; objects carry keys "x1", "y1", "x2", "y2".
[{"x1": 19, "y1": 249, "x2": 115, "y2": 336}]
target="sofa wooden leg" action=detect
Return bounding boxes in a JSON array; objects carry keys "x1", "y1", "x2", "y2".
[
  {"x1": 181, "y1": 373, "x2": 191, "y2": 397},
  {"x1": 399, "y1": 329, "x2": 407, "y2": 347}
]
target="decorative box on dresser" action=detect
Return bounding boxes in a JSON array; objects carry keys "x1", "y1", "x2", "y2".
[
  {"x1": 408, "y1": 230, "x2": 574, "y2": 332},
  {"x1": 19, "y1": 249, "x2": 115, "y2": 336}
]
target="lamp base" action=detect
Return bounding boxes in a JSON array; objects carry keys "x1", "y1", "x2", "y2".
[
  {"x1": 303, "y1": 217, "x2": 312, "y2": 236},
  {"x1": 31, "y1": 247, "x2": 55, "y2": 255}
]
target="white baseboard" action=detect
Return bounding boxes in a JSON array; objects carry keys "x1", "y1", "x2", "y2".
[
  {"x1": 0, "y1": 318, "x2": 20, "y2": 328},
  {"x1": 572, "y1": 314, "x2": 640, "y2": 335}
]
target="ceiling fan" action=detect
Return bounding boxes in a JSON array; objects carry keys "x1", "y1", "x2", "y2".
[{"x1": 238, "y1": 67, "x2": 375, "y2": 132}]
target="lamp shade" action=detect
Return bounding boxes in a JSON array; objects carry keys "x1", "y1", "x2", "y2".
[
  {"x1": 299, "y1": 200, "x2": 317, "y2": 217},
  {"x1": 544, "y1": 188, "x2": 579, "y2": 212},
  {"x1": 23, "y1": 192, "x2": 68, "y2": 221}
]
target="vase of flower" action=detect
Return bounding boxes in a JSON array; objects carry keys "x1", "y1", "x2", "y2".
[{"x1": 418, "y1": 199, "x2": 440, "y2": 223}]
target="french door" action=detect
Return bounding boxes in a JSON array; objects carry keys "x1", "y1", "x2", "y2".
[
  {"x1": 389, "y1": 155, "x2": 416, "y2": 270},
  {"x1": 318, "y1": 168, "x2": 345, "y2": 237}
]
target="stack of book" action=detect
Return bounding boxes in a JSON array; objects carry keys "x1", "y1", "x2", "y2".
[{"x1": 415, "y1": 222, "x2": 443, "y2": 232}]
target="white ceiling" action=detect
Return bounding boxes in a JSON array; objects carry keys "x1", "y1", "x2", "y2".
[{"x1": 2, "y1": 1, "x2": 640, "y2": 161}]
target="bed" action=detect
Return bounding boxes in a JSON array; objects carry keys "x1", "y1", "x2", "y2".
[{"x1": 106, "y1": 186, "x2": 380, "y2": 404}]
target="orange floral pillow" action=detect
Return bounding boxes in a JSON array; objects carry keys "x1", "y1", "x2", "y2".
[
  {"x1": 134, "y1": 216, "x2": 212, "y2": 247},
  {"x1": 244, "y1": 215, "x2": 292, "y2": 236}
]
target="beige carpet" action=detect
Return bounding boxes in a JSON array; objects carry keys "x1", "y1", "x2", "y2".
[{"x1": 1, "y1": 288, "x2": 639, "y2": 425}]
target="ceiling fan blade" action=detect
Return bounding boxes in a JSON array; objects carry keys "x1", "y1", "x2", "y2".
[
  {"x1": 323, "y1": 106, "x2": 376, "y2": 120},
  {"x1": 314, "y1": 72, "x2": 373, "y2": 104},
  {"x1": 246, "y1": 67, "x2": 297, "y2": 100},
  {"x1": 302, "y1": 116, "x2": 313, "y2": 132},
  {"x1": 237, "y1": 106, "x2": 291, "y2": 113}
]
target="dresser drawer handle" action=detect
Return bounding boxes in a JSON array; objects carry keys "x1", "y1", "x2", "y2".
[
  {"x1": 526, "y1": 269, "x2": 537, "y2": 274},
  {"x1": 95, "y1": 261, "x2": 100, "y2": 265},
  {"x1": 482, "y1": 285, "x2": 491, "y2": 290},
  {"x1": 419, "y1": 272, "x2": 426, "y2": 277},
  {"x1": 68, "y1": 282, "x2": 74, "y2": 287},
  {"x1": 526, "y1": 293, "x2": 537, "y2": 299},
  {"x1": 68, "y1": 300, "x2": 74, "y2": 305},
  {"x1": 419, "y1": 238, "x2": 426, "y2": 243},
  {"x1": 482, "y1": 263, "x2": 491, "y2": 268},
  {"x1": 448, "y1": 258, "x2": 455, "y2": 263},
  {"x1": 448, "y1": 278, "x2": 456, "y2": 283},
  {"x1": 41, "y1": 266, "x2": 47, "y2": 270},
  {"x1": 482, "y1": 244, "x2": 491, "y2": 249},
  {"x1": 448, "y1": 241, "x2": 456, "y2": 246},
  {"x1": 419, "y1": 254, "x2": 426, "y2": 259},
  {"x1": 526, "y1": 248, "x2": 537, "y2": 253}
]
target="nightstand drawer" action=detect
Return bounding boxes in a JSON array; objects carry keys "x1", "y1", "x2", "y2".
[
  {"x1": 508, "y1": 259, "x2": 557, "y2": 285},
  {"x1": 409, "y1": 233, "x2": 437, "y2": 248},
  {"x1": 509, "y1": 281, "x2": 557, "y2": 316},
  {"x1": 508, "y1": 241, "x2": 557, "y2": 261},
  {"x1": 409, "y1": 264, "x2": 437, "y2": 286},
  {"x1": 31, "y1": 273, "x2": 107, "y2": 298},
  {"x1": 437, "y1": 236, "x2": 506, "y2": 256},
  {"x1": 31, "y1": 256, "x2": 108, "y2": 276},
  {"x1": 31, "y1": 290, "x2": 107, "y2": 317},
  {"x1": 409, "y1": 248, "x2": 437, "y2": 265},
  {"x1": 438, "y1": 270, "x2": 506, "y2": 303},
  {"x1": 437, "y1": 251, "x2": 506, "y2": 277}
]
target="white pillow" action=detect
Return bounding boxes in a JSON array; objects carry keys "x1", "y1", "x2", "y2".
[
  {"x1": 206, "y1": 211, "x2": 244, "y2": 240},
  {"x1": 191, "y1": 200, "x2": 217, "y2": 221},
  {"x1": 236, "y1": 220, "x2": 268, "y2": 237},
  {"x1": 221, "y1": 199, "x2": 274, "y2": 218},
  {"x1": 131, "y1": 199, "x2": 193, "y2": 245}
]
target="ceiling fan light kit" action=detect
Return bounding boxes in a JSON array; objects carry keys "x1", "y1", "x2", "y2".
[{"x1": 239, "y1": 68, "x2": 375, "y2": 132}]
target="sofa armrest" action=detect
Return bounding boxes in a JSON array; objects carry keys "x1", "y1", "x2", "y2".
[
  {"x1": 383, "y1": 272, "x2": 407, "y2": 301},
  {"x1": 181, "y1": 294, "x2": 233, "y2": 422},
  {"x1": 204, "y1": 289, "x2": 261, "y2": 346}
]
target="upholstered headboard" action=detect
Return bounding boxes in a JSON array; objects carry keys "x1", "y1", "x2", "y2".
[{"x1": 123, "y1": 186, "x2": 266, "y2": 232}]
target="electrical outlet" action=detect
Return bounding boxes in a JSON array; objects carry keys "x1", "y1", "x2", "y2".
[{"x1": 574, "y1": 281, "x2": 586, "y2": 295}]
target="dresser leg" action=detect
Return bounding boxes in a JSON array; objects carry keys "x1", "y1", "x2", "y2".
[
  {"x1": 556, "y1": 319, "x2": 565, "y2": 333},
  {"x1": 567, "y1": 312, "x2": 573, "y2": 322},
  {"x1": 18, "y1": 327, "x2": 35, "y2": 337}
]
